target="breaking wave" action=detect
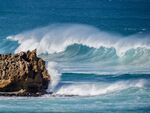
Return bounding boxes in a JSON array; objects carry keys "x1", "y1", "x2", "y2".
[
  {"x1": 6, "y1": 24, "x2": 150, "y2": 66},
  {"x1": 7, "y1": 24, "x2": 150, "y2": 55},
  {"x1": 54, "y1": 79, "x2": 148, "y2": 96},
  {"x1": 5, "y1": 24, "x2": 150, "y2": 93}
]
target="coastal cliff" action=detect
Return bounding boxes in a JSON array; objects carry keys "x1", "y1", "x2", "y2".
[{"x1": 0, "y1": 50, "x2": 50, "y2": 96}]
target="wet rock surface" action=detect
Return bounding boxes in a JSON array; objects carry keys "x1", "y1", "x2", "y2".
[{"x1": 0, "y1": 50, "x2": 50, "y2": 96}]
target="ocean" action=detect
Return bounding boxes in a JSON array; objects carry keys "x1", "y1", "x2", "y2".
[{"x1": 0, "y1": 0, "x2": 150, "y2": 112}]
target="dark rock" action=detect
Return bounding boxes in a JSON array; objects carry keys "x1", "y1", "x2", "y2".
[{"x1": 0, "y1": 49, "x2": 50, "y2": 96}]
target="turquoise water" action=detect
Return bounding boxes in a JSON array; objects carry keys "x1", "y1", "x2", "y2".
[
  {"x1": 0, "y1": 74, "x2": 150, "y2": 113},
  {"x1": 0, "y1": 90, "x2": 150, "y2": 113},
  {"x1": 0, "y1": 0, "x2": 150, "y2": 113}
]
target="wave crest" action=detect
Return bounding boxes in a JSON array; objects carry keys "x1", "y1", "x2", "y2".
[{"x1": 7, "y1": 24, "x2": 150, "y2": 57}]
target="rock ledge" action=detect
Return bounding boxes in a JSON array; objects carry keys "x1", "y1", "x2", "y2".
[{"x1": 0, "y1": 50, "x2": 50, "y2": 96}]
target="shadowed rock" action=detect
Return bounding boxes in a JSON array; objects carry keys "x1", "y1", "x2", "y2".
[{"x1": 0, "y1": 49, "x2": 50, "y2": 96}]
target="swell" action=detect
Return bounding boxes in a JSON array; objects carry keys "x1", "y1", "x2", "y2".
[{"x1": 43, "y1": 44, "x2": 150, "y2": 66}]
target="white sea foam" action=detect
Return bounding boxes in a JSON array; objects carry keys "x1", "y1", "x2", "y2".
[
  {"x1": 54, "y1": 79, "x2": 147, "y2": 96},
  {"x1": 7, "y1": 24, "x2": 150, "y2": 57}
]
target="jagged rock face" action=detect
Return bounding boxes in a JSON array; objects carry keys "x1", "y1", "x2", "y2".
[{"x1": 0, "y1": 50, "x2": 50, "y2": 95}]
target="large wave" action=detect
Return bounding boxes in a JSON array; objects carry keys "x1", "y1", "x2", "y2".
[
  {"x1": 5, "y1": 24, "x2": 150, "y2": 93},
  {"x1": 6, "y1": 24, "x2": 150, "y2": 66},
  {"x1": 7, "y1": 24, "x2": 150, "y2": 56}
]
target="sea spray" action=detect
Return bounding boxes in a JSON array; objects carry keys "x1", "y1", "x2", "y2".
[{"x1": 46, "y1": 62, "x2": 61, "y2": 92}]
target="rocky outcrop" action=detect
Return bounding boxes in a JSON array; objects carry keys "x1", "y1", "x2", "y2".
[{"x1": 0, "y1": 49, "x2": 50, "y2": 96}]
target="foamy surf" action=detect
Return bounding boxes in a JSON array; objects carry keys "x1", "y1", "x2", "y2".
[{"x1": 52, "y1": 79, "x2": 147, "y2": 96}]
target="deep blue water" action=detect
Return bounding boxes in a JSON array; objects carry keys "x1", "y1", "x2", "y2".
[{"x1": 0, "y1": 0, "x2": 150, "y2": 113}]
